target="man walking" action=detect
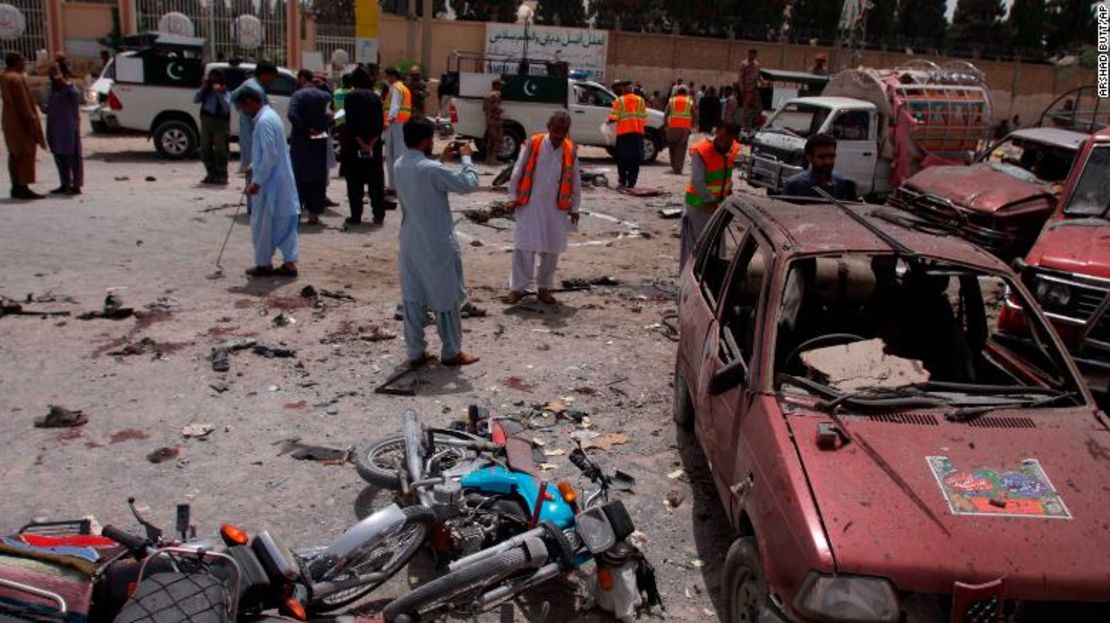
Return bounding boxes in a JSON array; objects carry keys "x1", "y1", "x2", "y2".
[
  {"x1": 1, "y1": 52, "x2": 45, "y2": 199},
  {"x1": 682, "y1": 122, "x2": 740, "y2": 270},
  {"x1": 504, "y1": 112, "x2": 581, "y2": 306},
  {"x1": 288, "y1": 69, "x2": 333, "y2": 225},
  {"x1": 407, "y1": 65, "x2": 428, "y2": 116},
  {"x1": 664, "y1": 86, "x2": 695, "y2": 175},
  {"x1": 342, "y1": 67, "x2": 385, "y2": 226},
  {"x1": 232, "y1": 62, "x2": 278, "y2": 173},
  {"x1": 383, "y1": 66, "x2": 412, "y2": 192},
  {"x1": 781, "y1": 133, "x2": 858, "y2": 201},
  {"x1": 607, "y1": 80, "x2": 647, "y2": 188},
  {"x1": 483, "y1": 79, "x2": 504, "y2": 165},
  {"x1": 738, "y1": 49, "x2": 762, "y2": 134},
  {"x1": 46, "y1": 58, "x2": 83, "y2": 195},
  {"x1": 233, "y1": 89, "x2": 300, "y2": 278},
  {"x1": 195, "y1": 68, "x2": 231, "y2": 185},
  {"x1": 393, "y1": 117, "x2": 480, "y2": 367}
]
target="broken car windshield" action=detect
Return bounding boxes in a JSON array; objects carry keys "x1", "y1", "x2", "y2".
[
  {"x1": 773, "y1": 254, "x2": 1082, "y2": 405},
  {"x1": 1063, "y1": 144, "x2": 1110, "y2": 218}
]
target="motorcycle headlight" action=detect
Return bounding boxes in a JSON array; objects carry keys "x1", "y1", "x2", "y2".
[
  {"x1": 1034, "y1": 278, "x2": 1071, "y2": 310},
  {"x1": 793, "y1": 572, "x2": 900, "y2": 623},
  {"x1": 574, "y1": 506, "x2": 616, "y2": 555}
]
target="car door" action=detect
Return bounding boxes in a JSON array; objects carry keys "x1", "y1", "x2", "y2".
[
  {"x1": 266, "y1": 73, "x2": 298, "y2": 137},
  {"x1": 220, "y1": 67, "x2": 247, "y2": 138},
  {"x1": 696, "y1": 233, "x2": 769, "y2": 483},
  {"x1": 568, "y1": 83, "x2": 615, "y2": 145},
  {"x1": 827, "y1": 108, "x2": 878, "y2": 194}
]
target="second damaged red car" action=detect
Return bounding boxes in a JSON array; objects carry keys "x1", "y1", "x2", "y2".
[{"x1": 675, "y1": 194, "x2": 1109, "y2": 622}]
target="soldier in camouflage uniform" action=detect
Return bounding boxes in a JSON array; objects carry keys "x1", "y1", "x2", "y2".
[{"x1": 483, "y1": 79, "x2": 504, "y2": 165}]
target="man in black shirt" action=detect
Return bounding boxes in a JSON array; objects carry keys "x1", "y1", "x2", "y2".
[
  {"x1": 781, "y1": 133, "x2": 858, "y2": 201},
  {"x1": 342, "y1": 67, "x2": 386, "y2": 226}
]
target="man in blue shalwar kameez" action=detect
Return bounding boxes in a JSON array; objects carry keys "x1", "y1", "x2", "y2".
[
  {"x1": 393, "y1": 117, "x2": 480, "y2": 367},
  {"x1": 231, "y1": 62, "x2": 277, "y2": 174},
  {"x1": 233, "y1": 88, "x2": 300, "y2": 278}
]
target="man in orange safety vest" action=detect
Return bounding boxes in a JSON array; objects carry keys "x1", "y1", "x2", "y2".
[
  {"x1": 664, "y1": 85, "x2": 696, "y2": 175},
  {"x1": 606, "y1": 80, "x2": 647, "y2": 188}
]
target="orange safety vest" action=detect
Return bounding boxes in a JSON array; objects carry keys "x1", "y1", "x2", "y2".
[
  {"x1": 668, "y1": 95, "x2": 693, "y2": 129},
  {"x1": 516, "y1": 133, "x2": 576, "y2": 212},
  {"x1": 608, "y1": 94, "x2": 647, "y2": 135},
  {"x1": 685, "y1": 138, "x2": 740, "y2": 209},
  {"x1": 384, "y1": 81, "x2": 412, "y2": 127}
]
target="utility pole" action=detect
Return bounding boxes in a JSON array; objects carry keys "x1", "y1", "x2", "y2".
[
  {"x1": 421, "y1": 0, "x2": 432, "y2": 73},
  {"x1": 834, "y1": 0, "x2": 870, "y2": 71}
]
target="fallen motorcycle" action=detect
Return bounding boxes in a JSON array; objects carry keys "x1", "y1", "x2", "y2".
[{"x1": 382, "y1": 446, "x2": 660, "y2": 621}]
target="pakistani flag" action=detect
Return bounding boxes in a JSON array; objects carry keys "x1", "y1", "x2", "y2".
[{"x1": 501, "y1": 75, "x2": 566, "y2": 104}]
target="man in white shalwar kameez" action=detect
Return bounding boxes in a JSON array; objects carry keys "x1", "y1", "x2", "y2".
[
  {"x1": 393, "y1": 117, "x2": 480, "y2": 367},
  {"x1": 233, "y1": 89, "x2": 300, "y2": 278},
  {"x1": 384, "y1": 66, "x2": 412, "y2": 193},
  {"x1": 505, "y1": 112, "x2": 581, "y2": 305}
]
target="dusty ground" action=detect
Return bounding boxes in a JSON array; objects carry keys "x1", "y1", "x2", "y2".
[{"x1": 0, "y1": 123, "x2": 738, "y2": 621}]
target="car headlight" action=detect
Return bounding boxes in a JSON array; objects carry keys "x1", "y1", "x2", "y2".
[
  {"x1": 1034, "y1": 278, "x2": 1071, "y2": 309},
  {"x1": 793, "y1": 572, "x2": 900, "y2": 623}
]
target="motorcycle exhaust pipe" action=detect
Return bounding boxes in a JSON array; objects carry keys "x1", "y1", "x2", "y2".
[
  {"x1": 477, "y1": 562, "x2": 563, "y2": 609},
  {"x1": 446, "y1": 526, "x2": 547, "y2": 572}
]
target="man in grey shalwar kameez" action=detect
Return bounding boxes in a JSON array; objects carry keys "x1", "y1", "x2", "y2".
[
  {"x1": 46, "y1": 61, "x2": 82, "y2": 194},
  {"x1": 393, "y1": 117, "x2": 480, "y2": 367}
]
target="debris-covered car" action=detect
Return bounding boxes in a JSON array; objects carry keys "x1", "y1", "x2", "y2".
[
  {"x1": 675, "y1": 194, "x2": 1108, "y2": 623},
  {"x1": 1000, "y1": 126, "x2": 1110, "y2": 395},
  {"x1": 890, "y1": 127, "x2": 1087, "y2": 259}
]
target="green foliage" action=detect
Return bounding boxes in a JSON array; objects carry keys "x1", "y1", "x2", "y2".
[
  {"x1": 1007, "y1": 0, "x2": 1047, "y2": 55},
  {"x1": 895, "y1": 0, "x2": 948, "y2": 46},
  {"x1": 1046, "y1": 0, "x2": 1096, "y2": 55},
  {"x1": 949, "y1": 0, "x2": 1006, "y2": 48},
  {"x1": 536, "y1": 0, "x2": 588, "y2": 27},
  {"x1": 867, "y1": 0, "x2": 898, "y2": 46}
]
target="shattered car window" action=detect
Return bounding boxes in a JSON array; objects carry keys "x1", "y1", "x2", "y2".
[
  {"x1": 1062, "y1": 145, "x2": 1110, "y2": 218},
  {"x1": 773, "y1": 254, "x2": 1083, "y2": 407},
  {"x1": 983, "y1": 136, "x2": 1077, "y2": 184}
]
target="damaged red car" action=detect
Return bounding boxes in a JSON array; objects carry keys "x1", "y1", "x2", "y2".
[{"x1": 675, "y1": 194, "x2": 1109, "y2": 622}]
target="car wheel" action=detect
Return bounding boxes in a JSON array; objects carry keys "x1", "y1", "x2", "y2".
[
  {"x1": 90, "y1": 119, "x2": 108, "y2": 134},
  {"x1": 640, "y1": 130, "x2": 661, "y2": 164},
  {"x1": 499, "y1": 126, "x2": 524, "y2": 161},
  {"x1": 153, "y1": 120, "x2": 197, "y2": 160},
  {"x1": 721, "y1": 537, "x2": 768, "y2": 623},
  {"x1": 673, "y1": 358, "x2": 695, "y2": 430}
]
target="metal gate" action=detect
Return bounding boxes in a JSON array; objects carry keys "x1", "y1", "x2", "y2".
[
  {"x1": 135, "y1": 0, "x2": 288, "y2": 66},
  {"x1": 314, "y1": 22, "x2": 355, "y2": 69},
  {"x1": 0, "y1": 0, "x2": 49, "y2": 62}
]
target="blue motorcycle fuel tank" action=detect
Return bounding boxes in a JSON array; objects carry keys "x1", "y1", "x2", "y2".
[{"x1": 460, "y1": 466, "x2": 576, "y2": 527}]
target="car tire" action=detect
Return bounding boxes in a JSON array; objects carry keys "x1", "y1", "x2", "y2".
[
  {"x1": 721, "y1": 537, "x2": 768, "y2": 623},
  {"x1": 641, "y1": 130, "x2": 661, "y2": 164},
  {"x1": 673, "y1": 357, "x2": 695, "y2": 431},
  {"x1": 499, "y1": 125, "x2": 524, "y2": 161},
  {"x1": 153, "y1": 119, "x2": 197, "y2": 160},
  {"x1": 91, "y1": 119, "x2": 109, "y2": 134}
]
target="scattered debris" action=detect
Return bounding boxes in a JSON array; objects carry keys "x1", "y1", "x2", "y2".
[
  {"x1": 617, "y1": 186, "x2": 666, "y2": 197},
  {"x1": 34, "y1": 405, "x2": 88, "y2": 428},
  {"x1": 76, "y1": 293, "x2": 134, "y2": 320},
  {"x1": 23, "y1": 292, "x2": 77, "y2": 304},
  {"x1": 359, "y1": 325, "x2": 397, "y2": 342},
  {"x1": 210, "y1": 338, "x2": 256, "y2": 372},
  {"x1": 144, "y1": 176, "x2": 156, "y2": 182},
  {"x1": 800, "y1": 338, "x2": 930, "y2": 392},
  {"x1": 462, "y1": 201, "x2": 515, "y2": 226},
  {"x1": 144, "y1": 297, "x2": 179, "y2": 313},
  {"x1": 659, "y1": 207, "x2": 683, "y2": 219},
  {"x1": 253, "y1": 343, "x2": 296, "y2": 358},
  {"x1": 272, "y1": 313, "x2": 296, "y2": 327},
  {"x1": 560, "y1": 276, "x2": 622, "y2": 291},
  {"x1": 0, "y1": 297, "x2": 71, "y2": 318},
  {"x1": 181, "y1": 423, "x2": 215, "y2": 439},
  {"x1": 209, "y1": 380, "x2": 230, "y2": 393},
  {"x1": 582, "y1": 432, "x2": 629, "y2": 451},
  {"x1": 461, "y1": 302, "x2": 488, "y2": 318},
  {"x1": 667, "y1": 468, "x2": 688, "y2": 481},
  {"x1": 147, "y1": 447, "x2": 180, "y2": 463},
  {"x1": 544, "y1": 400, "x2": 567, "y2": 415},
  {"x1": 504, "y1": 377, "x2": 537, "y2": 393},
  {"x1": 319, "y1": 289, "x2": 356, "y2": 302},
  {"x1": 113, "y1": 175, "x2": 130, "y2": 181},
  {"x1": 278, "y1": 439, "x2": 351, "y2": 464},
  {"x1": 299, "y1": 285, "x2": 318, "y2": 298},
  {"x1": 689, "y1": 559, "x2": 705, "y2": 569},
  {"x1": 665, "y1": 489, "x2": 685, "y2": 509}
]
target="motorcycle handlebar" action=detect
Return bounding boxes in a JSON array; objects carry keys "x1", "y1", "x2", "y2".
[{"x1": 102, "y1": 524, "x2": 148, "y2": 553}]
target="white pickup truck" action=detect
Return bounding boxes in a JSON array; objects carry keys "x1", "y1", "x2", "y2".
[
  {"x1": 105, "y1": 59, "x2": 297, "y2": 159},
  {"x1": 449, "y1": 76, "x2": 665, "y2": 164}
]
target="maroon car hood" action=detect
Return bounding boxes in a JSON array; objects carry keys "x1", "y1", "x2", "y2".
[
  {"x1": 1026, "y1": 219, "x2": 1110, "y2": 280},
  {"x1": 788, "y1": 409, "x2": 1110, "y2": 599},
  {"x1": 906, "y1": 165, "x2": 1052, "y2": 215}
]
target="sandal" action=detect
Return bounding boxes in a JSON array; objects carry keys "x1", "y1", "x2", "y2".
[
  {"x1": 273, "y1": 265, "x2": 299, "y2": 278},
  {"x1": 245, "y1": 266, "x2": 274, "y2": 277},
  {"x1": 34, "y1": 405, "x2": 88, "y2": 428}
]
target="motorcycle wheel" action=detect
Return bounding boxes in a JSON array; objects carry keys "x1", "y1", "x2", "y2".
[
  {"x1": 381, "y1": 547, "x2": 533, "y2": 622},
  {"x1": 313, "y1": 506, "x2": 437, "y2": 612},
  {"x1": 354, "y1": 428, "x2": 481, "y2": 490}
]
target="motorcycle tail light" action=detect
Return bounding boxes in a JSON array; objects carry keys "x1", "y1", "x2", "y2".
[
  {"x1": 219, "y1": 523, "x2": 249, "y2": 546},
  {"x1": 557, "y1": 481, "x2": 577, "y2": 505},
  {"x1": 283, "y1": 597, "x2": 307, "y2": 621},
  {"x1": 596, "y1": 566, "x2": 614, "y2": 591},
  {"x1": 449, "y1": 100, "x2": 458, "y2": 123}
]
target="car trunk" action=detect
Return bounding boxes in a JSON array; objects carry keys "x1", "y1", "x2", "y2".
[{"x1": 786, "y1": 407, "x2": 1110, "y2": 600}]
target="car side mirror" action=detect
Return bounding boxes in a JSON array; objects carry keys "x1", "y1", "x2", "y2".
[{"x1": 709, "y1": 358, "x2": 748, "y2": 396}]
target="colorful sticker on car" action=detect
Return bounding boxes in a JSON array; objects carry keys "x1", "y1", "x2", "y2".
[{"x1": 925, "y1": 456, "x2": 1072, "y2": 519}]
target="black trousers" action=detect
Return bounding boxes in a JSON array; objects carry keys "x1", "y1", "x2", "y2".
[
  {"x1": 297, "y1": 180, "x2": 326, "y2": 216},
  {"x1": 615, "y1": 133, "x2": 643, "y2": 188},
  {"x1": 345, "y1": 142, "x2": 385, "y2": 223}
]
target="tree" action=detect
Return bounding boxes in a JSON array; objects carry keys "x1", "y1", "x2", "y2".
[
  {"x1": 949, "y1": 0, "x2": 1006, "y2": 51},
  {"x1": 866, "y1": 0, "x2": 898, "y2": 48},
  {"x1": 895, "y1": 0, "x2": 948, "y2": 48},
  {"x1": 1007, "y1": 0, "x2": 1047, "y2": 56},
  {"x1": 788, "y1": 0, "x2": 843, "y2": 42},
  {"x1": 1045, "y1": 0, "x2": 1096, "y2": 55},
  {"x1": 308, "y1": 0, "x2": 355, "y2": 22},
  {"x1": 536, "y1": 0, "x2": 587, "y2": 27}
]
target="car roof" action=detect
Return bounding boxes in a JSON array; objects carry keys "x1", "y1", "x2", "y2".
[
  {"x1": 1007, "y1": 127, "x2": 1089, "y2": 150},
  {"x1": 791, "y1": 96, "x2": 877, "y2": 110},
  {"x1": 206, "y1": 62, "x2": 296, "y2": 77},
  {"x1": 731, "y1": 194, "x2": 1008, "y2": 271}
]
